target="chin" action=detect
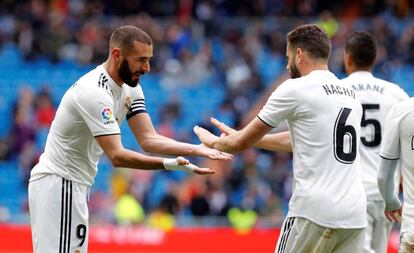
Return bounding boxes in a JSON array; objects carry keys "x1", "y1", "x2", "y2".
[{"x1": 126, "y1": 82, "x2": 139, "y2": 88}]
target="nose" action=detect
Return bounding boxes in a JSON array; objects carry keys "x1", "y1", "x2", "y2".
[{"x1": 143, "y1": 61, "x2": 150, "y2": 73}]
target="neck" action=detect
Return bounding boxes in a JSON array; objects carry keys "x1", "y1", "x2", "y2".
[
  {"x1": 347, "y1": 66, "x2": 372, "y2": 75},
  {"x1": 103, "y1": 59, "x2": 124, "y2": 87},
  {"x1": 300, "y1": 62, "x2": 329, "y2": 76}
]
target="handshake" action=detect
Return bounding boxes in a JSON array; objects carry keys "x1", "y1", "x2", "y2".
[{"x1": 165, "y1": 118, "x2": 235, "y2": 175}]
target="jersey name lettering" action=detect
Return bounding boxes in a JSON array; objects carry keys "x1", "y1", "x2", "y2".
[
  {"x1": 322, "y1": 84, "x2": 355, "y2": 99},
  {"x1": 352, "y1": 83, "x2": 384, "y2": 94}
]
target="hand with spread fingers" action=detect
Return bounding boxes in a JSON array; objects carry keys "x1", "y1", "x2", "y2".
[
  {"x1": 193, "y1": 125, "x2": 219, "y2": 148},
  {"x1": 164, "y1": 156, "x2": 216, "y2": 175},
  {"x1": 194, "y1": 144, "x2": 233, "y2": 160},
  {"x1": 210, "y1": 117, "x2": 237, "y2": 136}
]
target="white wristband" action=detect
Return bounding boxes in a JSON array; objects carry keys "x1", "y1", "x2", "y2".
[{"x1": 163, "y1": 158, "x2": 196, "y2": 173}]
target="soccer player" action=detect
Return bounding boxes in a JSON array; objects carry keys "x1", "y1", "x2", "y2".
[
  {"x1": 194, "y1": 24, "x2": 367, "y2": 252},
  {"x1": 377, "y1": 98, "x2": 414, "y2": 253},
  {"x1": 28, "y1": 25, "x2": 232, "y2": 253},
  {"x1": 343, "y1": 31, "x2": 408, "y2": 253}
]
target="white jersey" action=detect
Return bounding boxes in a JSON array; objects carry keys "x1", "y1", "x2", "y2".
[
  {"x1": 258, "y1": 70, "x2": 366, "y2": 228},
  {"x1": 380, "y1": 98, "x2": 414, "y2": 232},
  {"x1": 343, "y1": 71, "x2": 408, "y2": 200},
  {"x1": 30, "y1": 65, "x2": 146, "y2": 186}
]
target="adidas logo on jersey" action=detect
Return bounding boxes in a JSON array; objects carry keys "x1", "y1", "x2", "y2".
[{"x1": 98, "y1": 73, "x2": 109, "y2": 90}]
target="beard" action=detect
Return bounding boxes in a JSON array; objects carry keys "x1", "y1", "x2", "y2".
[
  {"x1": 118, "y1": 59, "x2": 140, "y2": 87},
  {"x1": 289, "y1": 62, "x2": 301, "y2": 79}
]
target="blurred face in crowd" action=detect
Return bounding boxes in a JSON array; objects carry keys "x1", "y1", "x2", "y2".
[
  {"x1": 118, "y1": 41, "x2": 153, "y2": 87},
  {"x1": 286, "y1": 43, "x2": 302, "y2": 79}
]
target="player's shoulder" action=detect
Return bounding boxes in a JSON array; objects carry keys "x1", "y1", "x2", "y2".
[
  {"x1": 123, "y1": 83, "x2": 145, "y2": 101},
  {"x1": 277, "y1": 71, "x2": 324, "y2": 89},
  {"x1": 393, "y1": 97, "x2": 414, "y2": 109},
  {"x1": 371, "y1": 76, "x2": 400, "y2": 89},
  {"x1": 78, "y1": 66, "x2": 112, "y2": 94},
  {"x1": 373, "y1": 76, "x2": 408, "y2": 99},
  {"x1": 345, "y1": 72, "x2": 407, "y2": 97},
  {"x1": 387, "y1": 98, "x2": 414, "y2": 119},
  {"x1": 73, "y1": 66, "x2": 113, "y2": 105}
]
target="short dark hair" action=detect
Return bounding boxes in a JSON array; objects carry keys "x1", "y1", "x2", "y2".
[
  {"x1": 286, "y1": 24, "x2": 331, "y2": 60},
  {"x1": 345, "y1": 31, "x2": 377, "y2": 68},
  {"x1": 109, "y1": 25, "x2": 152, "y2": 52}
]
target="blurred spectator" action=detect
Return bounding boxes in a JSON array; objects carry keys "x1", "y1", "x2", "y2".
[
  {"x1": 34, "y1": 87, "x2": 55, "y2": 128},
  {"x1": 227, "y1": 207, "x2": 257, "y2": 234},
  {"x1": 147, "y1": 194, "x2": 178, "y2": 231},
  {"x1": 0, "y1": 139, "x2": 10, "y2": 161},
  {"x1": 10, "y1": 107, "x2": 35, "y2": 156},
  {"x1": 317, "y1": 10, "x2": 339, "y2": 38},
  {"x1": 114, "y1": 192, "x2": 145, "y2": 225},
  {"x1": 1, "y1": 0, "x2": 414, "y2": 226}
]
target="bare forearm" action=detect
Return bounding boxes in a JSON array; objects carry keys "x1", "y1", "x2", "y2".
[
  {"x1": 111, "y1": 148, "x2": 165, "y2": 170},
  {"x1": 255, "y1": 132, "x2": 292, "y2": 152},
  {"x1": 212, "y1": 133, "x2": 245, "y2": 153},
  {"x1": 198, "y1": 117, "x2": 271, "y2": 153},
  {"x1": 140, "y1": 135, "x2": 198, "y2": 156}
]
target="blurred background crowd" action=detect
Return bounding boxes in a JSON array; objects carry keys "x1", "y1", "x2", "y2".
[{"x1": 0, "y1": 0, "x2": 414, "y2": 231}]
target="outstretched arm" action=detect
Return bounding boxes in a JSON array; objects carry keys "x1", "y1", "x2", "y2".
[
  {"x1": 127, "y1": 113, "x2": 232, "y2": 160},
  {"x1": 194, "y1": 117, "x2": 272, "y2": 153},
  {"x1": 377, "y1": 157, "x2": 402, "y2": 222},
  {"x1": 210, "y1": 118, "x2": 292, "y2": 152},
  {"x1": 95, "y1": 134, "x2": 215, "y2": 175}
]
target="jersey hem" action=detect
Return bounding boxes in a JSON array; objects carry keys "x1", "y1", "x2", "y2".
[
  {"x1": 93, "y1": 133, "x2": 121, "y2": 137},
  {"x1": 30, "y1": 172, "x2": 93, "y2": 187},
  {"x1": 379, "y1": 154, "x2": 400, "y2": 160},
  {"x1": 256, "y1": 115, "x2": 275, "y2": 128},
  {"x1": 286, "y1": 214, "x2": 367, "y2": 229}
]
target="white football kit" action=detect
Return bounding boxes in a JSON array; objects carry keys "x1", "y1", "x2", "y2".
[
  {"x1": 344, "y1": 71, "x2": 408, "y2": 253},
  {"x1": 258, "y1": 70, "x2": 367, "y2": 253},
  {"x1": 28, "y1": 65, "x2": 147, "y2": 253},
  {"x1": 380, "y1": 98, "x2": 414, "y2": 251}
]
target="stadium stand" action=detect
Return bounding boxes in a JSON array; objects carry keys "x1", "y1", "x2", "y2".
[{"x1": 0, "y1": 1, "x2": 413, "y2": 233}]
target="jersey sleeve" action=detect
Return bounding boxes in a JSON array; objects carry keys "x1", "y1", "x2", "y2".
[
  {"x1": 380, "y1": 105, "x2": 401, "y2": 160},
  {"x1": 257, "y1": 80, "x2": 297, "y2": 128},
  {"x1": 126, "y1": 85, "x2": 147, "y2": 120},
  {"x1": 73, "y1": 89, "x2": 121, "y2": 137}
]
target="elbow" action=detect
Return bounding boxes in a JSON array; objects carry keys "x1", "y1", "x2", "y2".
[{"x1": 109, "y1": 152, "x2": 124, "y2": 168}]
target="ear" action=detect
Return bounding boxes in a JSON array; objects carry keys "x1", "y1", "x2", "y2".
[
  {"x1": 296, "y1": 48, "x2": 303, "y2": 63},
  {"x1": 344, "y1": 52, "x2": 354, "y2": 74},
  {"x1": 111, "y1": 48, "x2": 122, "y2": 62},
  {"x1": 344, "y1": 52, "x2": 351, "y2": 66}
]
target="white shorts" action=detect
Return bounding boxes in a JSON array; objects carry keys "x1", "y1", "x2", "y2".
[
  {"x1": 275, "y1": 217, "x2": 365, "y2": 253},
  {"x1": 28, "y1": 174, "x2": 90, "y2": 253},
  {"x1": 364, "y1": 199, "x2": 392, "y2": 253}
]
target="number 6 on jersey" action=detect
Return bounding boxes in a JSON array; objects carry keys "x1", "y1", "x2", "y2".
[{"x1": 334, "y1": 107, "x2": 357, "y2": 164}]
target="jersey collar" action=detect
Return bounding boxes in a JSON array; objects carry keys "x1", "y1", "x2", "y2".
[
  {"x1": 348, "y1": 71, "x2": 373, "y2": 78},
  {"x1": 308, "y1": 69, "x2": 336, "y2": 77}
]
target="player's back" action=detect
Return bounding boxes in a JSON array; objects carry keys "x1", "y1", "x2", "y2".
[
  {"x1": 343, "y1": 71, "x2": 408, "y2": 199},
  {"x1": 276, "y1": 70, "x2": 366, "y2": 228}
]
